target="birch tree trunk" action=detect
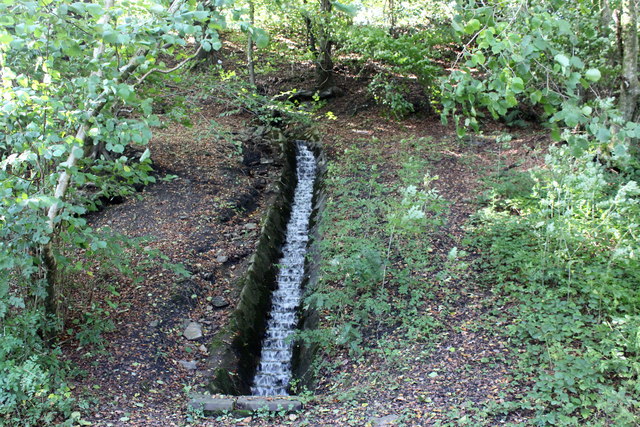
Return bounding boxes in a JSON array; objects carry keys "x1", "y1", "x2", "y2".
[
  {"x1": 247, "y1": 0, "x2": 256, "y2": 87},
  {"x1": 619, "y1": 0, "x2": 639, "y2": 121},
  {"x1": 43, "y1": 0, "x2": 185, "y2": 320}
]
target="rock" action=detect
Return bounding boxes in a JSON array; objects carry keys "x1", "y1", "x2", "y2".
[
  {"x1": 372, "y1": 414, "x2": 399, "y2": 426},
  {"x1": 216, "y1": 255, "x2": 228, "y2": 263},
  {"x1": 188, "y1": 394, "x2": 234, "y2": 413},
  {"x1": 199, "y1": 344, "x2": 208, "y2": 354},
  {"x1": 149, "y1": 320, "x2": 159, "y2": 328},
  {"x1": 244, "y1": 222, "x2": 258, "y2": 230},
  {"x1": 211, "y1": 296, "x2": 229, "y2": 308},
  {"x1": 183, "y1": 322, "x2": 203, "y2": 340},
  {"x1": 178, "y1": 360, "x2": 198, "y2": 370},
  {"x1": 260, "y1": 157, "x2": 274, "y2": 165},
  {"x1": 235, "y1": 396, "x2": 302, "y2": 412},
  {"x1": 254, "y1": 178, "x2": 267, "y2": 190}
]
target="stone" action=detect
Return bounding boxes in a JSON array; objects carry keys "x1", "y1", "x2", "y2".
[
  {"x1": 260, "y1": 157, "x2": 274, "y2": 165},
  {"x1": 178, "y1": 360, "x2": 198, "y2": 370},
  {"x1": 210, "y1": 296, "x2": 229, "y2": 308},
  {"x1": 198, "y1": 344, "x2": 208, "y2": 354},
  {"x1": 149, "y1": 320, "x2": 159, "y2": 328},
  {"x1": 188, "y1": 394, "x2": 234, "y2": 413},
  {"x1": 216, "y1": 255, "x2": 228, "y2": 263},
  {"x1": 183, "y1": 322, "x2": 203, "y2": 340},
  {"x1": 372, "y1": 414, "x2": 400, "y2": 426},
  {"x1": 235, "y1": 396, "x2": 302, "y2": 412},
  {"x1": 244, "y1": 222, "x2": 258, "y2": 230}
]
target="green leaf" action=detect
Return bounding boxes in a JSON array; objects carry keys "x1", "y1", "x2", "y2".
[
  {"x1": 511, "y1": 77, "x2": 524, "y2": 93},
  {"x1": 554, "y1": 54, "x2": 570, "y2": 68},
  {"x1": 0, "y1": 31, "x2": 13, "y2": 44},
  {"x1": 464, "y1": 19, "x2": 481, "y2": 35},
  {"x1": 472, "y1": 52, "x2": 486, "y2": 65},
  {"x1": 556, "y1": 19, "x2": 571, "y2": 35},
  {"x1": 595, "y1": 126, "x2": 611, "y2": 142},
  {"x1": 252, "y1": 28, "x2": 269, "y2": 49},
  {"x1": 584, "y1": 68, "x2": 601, "y2": 82},
  {"x1": 332, "y1": 1, "x2": 357, "y2": 17},
  {"x1": 102, "y1": 29, "x2": 119, "y2": 44},
  {"x1": 85, "y1": 3, "x2": 103, "y2": 17},
  {"x1": 530, "y1": 90, "x2": 542, "y2": 104}
]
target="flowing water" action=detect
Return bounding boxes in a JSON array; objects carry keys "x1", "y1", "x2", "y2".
[{"x1": 251, "y1": 142, "x2": 317, "y2": 396}]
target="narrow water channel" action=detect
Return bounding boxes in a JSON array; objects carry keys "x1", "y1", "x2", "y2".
[{"x1": 251, "y1": 142, "x2": 317, "y2": 396}]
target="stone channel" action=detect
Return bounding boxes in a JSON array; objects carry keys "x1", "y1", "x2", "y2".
[
  {"x1": 250, "y1": 142, "x2": 316, "y2": 395},
  {"x1": 201, "y1": 138, "x2": 323, "y2": 410}
]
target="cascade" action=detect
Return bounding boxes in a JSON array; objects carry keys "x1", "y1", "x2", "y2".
[{"x1": 251, "y1": 142, "x2": 316, "y2": 396}]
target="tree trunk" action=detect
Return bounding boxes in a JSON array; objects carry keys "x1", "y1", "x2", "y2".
[
  {"x1": 302, "y1": 0, "x2": 316, "y2": 53},
  {"x1": 43, "y1": 242, "x2": 60, "y2": 325},
  {"x1": 304, "y1": 14, "x2": 316, "y2": 52},
  {"x1": 619, "y1": 0, "x2": 639, "y2": 121},
  {"x1": 315, "y1": 0, "x2": 335, "y2": 90},
  {"x1": 247, "y1": 0, "x2": 256, "y2": 87},
  {"x1": 388, "y1": 0, "x2": 396, "y2": 37},
  {"x1": 44, "y1": 0, "x2": 186, "y2": 323}
]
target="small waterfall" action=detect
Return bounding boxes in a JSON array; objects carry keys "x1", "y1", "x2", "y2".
[{"x1": 251, "y1": 142, "x2": 317, "y2": 396}]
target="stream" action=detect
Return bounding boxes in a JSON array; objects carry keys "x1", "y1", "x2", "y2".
[{"x1": 251, "y1": 142, "x2": 317, "y2": 396}]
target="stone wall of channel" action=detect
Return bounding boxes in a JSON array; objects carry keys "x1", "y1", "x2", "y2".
[{"x1": 206, "y1": 135, "x2": 323, "y2": 396}]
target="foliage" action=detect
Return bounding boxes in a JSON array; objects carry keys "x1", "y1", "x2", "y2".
[
  {"x1": 439, "y1": 0, "x2": 640, "y2": 168},
  {"x1": 0, "y1": 0, "x2": 223, "y2": 423},
  {"x1": 304, "y1": 138, "x2": 448, "y2": 358},
  {"x1": 470, "y1": 146, "x2": 640, "y2": 423},
  {"x1": 336, "y1": 24, "x2": 445, "y2": 106},
  {"x1": 367, "y1": 73, "x2": 414, "y2": 119}
]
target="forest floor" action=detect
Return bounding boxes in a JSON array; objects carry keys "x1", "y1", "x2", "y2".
[{"x1": 60, "y1": 38, "x2": 550, "y2": 426}]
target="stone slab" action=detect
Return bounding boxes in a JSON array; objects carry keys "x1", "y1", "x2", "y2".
[
  {"x1": 235, "y1": 396, "x2": 303, "y2": 412},
  {"x1": 188, "y1": 394, "x2": 234, "y2": 413}
]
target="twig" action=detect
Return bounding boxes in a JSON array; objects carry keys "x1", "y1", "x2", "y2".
[{"x1": 135, "y1": 45, "x2": 203, "y2": 85}]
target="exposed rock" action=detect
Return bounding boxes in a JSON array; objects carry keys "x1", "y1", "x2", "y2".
[
  {"x1": 372, "y1": 414, "x2": 399, "y2": 426},
  {"x1": 178, "y1": 360, "x2": 198, "y2": 370},
  {"x1": 216, "y1": 255, "x2": 228, "y2": 263},
  {"x1": 210, "y1": 296, "x2": 229, "y2": 308},
  {"x1": 244, "y1": 222, "x2": 258, "y2": 230},
  {"x1": 199, "y1": 344, "x2": 208, "y2": 354},
  {"x1": 235, "y1": 396, "x2": 302, "y2": 411},
  {"x1": 183, "y1": 322, "x2": 203, "y2": 340},
  {"x1": 254, "y1": 178, "x2": 267, "y2": 190},
  {"x1": 149, "y1": 320, "x2": 159, "y2": 328},
  {"x1": 188, "y1": 394, "x2": 234, "y2": 413}
]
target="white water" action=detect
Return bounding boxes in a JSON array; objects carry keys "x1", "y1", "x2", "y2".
[{"x1": 251, "y1": 142, "x2": 317, "y2": 396}]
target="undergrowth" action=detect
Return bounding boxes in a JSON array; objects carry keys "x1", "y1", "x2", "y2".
[
  {"x1": 303, "y1": 136, "x2": 449, "y2": 363},
  {"x1": 469, "y1": 145, "x2": 640, "y2": 425}
]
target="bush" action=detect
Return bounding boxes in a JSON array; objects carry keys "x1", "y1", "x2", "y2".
[{"x1": 472, "y1": 145, "x2": 640, "y2": 423}]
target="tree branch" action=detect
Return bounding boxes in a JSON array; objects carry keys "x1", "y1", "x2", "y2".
[{"x1": 135, "y1": 44, "x2": 203, "y2": 85}]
